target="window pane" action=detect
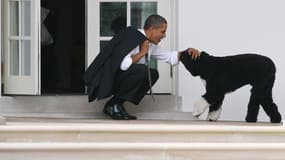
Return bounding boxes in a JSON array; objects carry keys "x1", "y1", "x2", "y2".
[
  {"x1": 10, "y1": 40, "x2": 19, "y2": 75},
  {"x1": 21, "y1": 0, "x2": 31, "y2": 36},
  {"x1": 100, "y1": 2, "x2": 127, "y2": 36},
  {"x1": 131, "y1": 2, "x2": 157, "y2": 69},
  {"x1": 131, "y1": 2, "x2": 157, "y2": 28},
  {"x1": 10, "y1": 1, "x2": 19, "y2": 36},
  {"x1": 149, "y1": 57, "x2": 157, "y2": 69},
  {"x1": 21, "y1": 40, "x2": 31, "y2": 76}
]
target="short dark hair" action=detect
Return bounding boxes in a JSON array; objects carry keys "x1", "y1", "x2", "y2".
[{"x1": 143, "y1": 14, "x2": 167, "y2": 30}]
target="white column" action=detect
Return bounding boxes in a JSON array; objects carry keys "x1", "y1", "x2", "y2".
[{"x1": 0, "y1": 0, "x2": 2, "y2": 97}]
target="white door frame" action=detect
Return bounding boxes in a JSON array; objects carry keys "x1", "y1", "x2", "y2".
[
  {"x1": 0, "y1": 0, "x2": 2, "y2": 97},
  {"x1": 86, "y1": 0, "x2": 177, "y2": 94},
  {"x1": 3, "y1": 0, "x2": 40, "y2": 95}
]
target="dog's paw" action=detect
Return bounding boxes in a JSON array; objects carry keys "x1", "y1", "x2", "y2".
[
  {"x1": 192, "y1": 97, "x2": 210, "y2": 117},
  {"x1": 270, "y1": 113, "x2": 282, "y2": 123},
  {"x1": 206, "y1": 108, "x2": 222, "y2": 121}
]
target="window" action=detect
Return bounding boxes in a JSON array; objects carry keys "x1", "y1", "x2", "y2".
[{"x1": 99, "y1": 1, "x2": 157, "y2": 68}]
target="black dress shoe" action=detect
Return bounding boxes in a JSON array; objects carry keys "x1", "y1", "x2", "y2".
[{"x1": 103, "y1": 104, "x2": 137, "y2": 120}]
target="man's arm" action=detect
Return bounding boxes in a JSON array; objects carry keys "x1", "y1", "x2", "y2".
[
  {"x1": 131, "y1": 40, "x2": 149, "y2": 64},
  {"x1": 120, "y1": 40, "x2": 149, "y2": 71}
]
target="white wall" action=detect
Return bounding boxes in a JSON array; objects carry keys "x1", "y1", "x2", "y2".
[{"x1": 178, "y1": 0, "x2": 285, "y2": 122}]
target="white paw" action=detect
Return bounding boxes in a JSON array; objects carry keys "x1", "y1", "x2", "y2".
[
  {"x1": 207, "y1": 108, "x2": 222, "y2": 121},
  {"x1": 192, "y1": 97, "x2": 210, "y2": 117},
  {"x1": 200, "y1": 78, "x2": 207, "y2": 87}
]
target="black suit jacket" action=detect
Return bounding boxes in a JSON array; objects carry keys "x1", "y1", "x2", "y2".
[{"x1": 84, "y1": 26, "x2": 147, "y2": 102}]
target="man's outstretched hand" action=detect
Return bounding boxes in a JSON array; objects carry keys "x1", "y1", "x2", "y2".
[
  {"x1": 186, "y1": 48, "x2": 200, "y2": 60},
  {"x1": 178, "y1": 48, "x2": 200, "y2": 61}
]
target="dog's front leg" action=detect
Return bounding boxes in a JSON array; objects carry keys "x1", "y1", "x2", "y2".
[
  {"x1": 207, "y1": 108, "x2": 222, "y2": 121},
  {"x1": 192, "y1": 96, "x2": 210, "y2": 117},
  {"x1": 206, "y1": 100, "x2": 224, "y2": 121}
]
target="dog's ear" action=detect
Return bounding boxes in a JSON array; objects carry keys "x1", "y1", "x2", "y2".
[{"x1": 180, "y1": 51, "x2": 199, "y2": 76}]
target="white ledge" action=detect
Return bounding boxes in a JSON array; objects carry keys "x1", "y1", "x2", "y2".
[
  {"x1": 0, "y1": 142, "x2": 284, "y2": 151},
  {"x1": 0, "y1": 123, "x2": 284, "y2": 133}
]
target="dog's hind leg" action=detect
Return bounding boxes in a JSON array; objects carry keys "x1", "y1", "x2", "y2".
[
  {"x1": 260, "y1": 76, "x2": 282, "y2": 123},
  {"x1": 246, "y1": 88, "x2": 261, "y2": 122},
  {"x1": 262, "y1": 99, "x2": 282, "y2": 123},
  {"x1": 246, "y1": 79, "x2": 274, "y2": 123}
]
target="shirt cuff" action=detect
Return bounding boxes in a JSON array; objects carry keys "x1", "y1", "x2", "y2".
[
  {"x1": 170, "y1": 51, "x2": 179, "y2": 65},
  {"x1": 120, "y1": 55, "x2": 133, "y2": 71}
]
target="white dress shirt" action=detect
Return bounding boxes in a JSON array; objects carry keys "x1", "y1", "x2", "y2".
[{"x1": 120, "y1": 29, "x2": 179, "y2": 71}]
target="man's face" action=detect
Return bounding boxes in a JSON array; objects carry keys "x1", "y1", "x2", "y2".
[{"x1": 148, "y1": 23, "x2": 167, "y2": 45}]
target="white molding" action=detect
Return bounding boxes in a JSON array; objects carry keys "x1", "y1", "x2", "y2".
[
  {"x1": 0, "y1": 0, "x2": 2, "y2": 97},
  {"x1": 172, "y1": 0, "x2": 178, "y2": 96},
  {"x1": 0, "y1": 142, "x2": 285, "y2": 151},
  {"x1": 86, "y1": 0, "x2": 99, "y2": 67},
  {"x1": 1, "y1": 123, "x2": 284, "y2": 133}
]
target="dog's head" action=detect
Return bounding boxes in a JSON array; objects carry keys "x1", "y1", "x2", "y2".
[{"x1": 180, "y1": 51, "x2": 210, "y2": 77}]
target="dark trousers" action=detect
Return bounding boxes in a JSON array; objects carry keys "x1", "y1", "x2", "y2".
[{"x1": 111, "y1": 64, "x2": 159, "y2": 105}]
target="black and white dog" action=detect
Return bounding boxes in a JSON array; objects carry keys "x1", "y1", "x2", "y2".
[{"x1": 180, "y1": 51, "x2": 282, "y2": 123}]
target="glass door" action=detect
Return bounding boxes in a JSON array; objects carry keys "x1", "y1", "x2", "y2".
[
  {"x1": 3, "y1": 0, "x2": 40, "y2": 94},
  {"x1": 86, "y1": 0, "x2": 174, "y2": 93}
]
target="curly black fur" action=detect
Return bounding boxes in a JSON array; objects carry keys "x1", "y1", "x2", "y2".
[{"x1": 181, "y1": 51, "x2": 282, "y2": 123}]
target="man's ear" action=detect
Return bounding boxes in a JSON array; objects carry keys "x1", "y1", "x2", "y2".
[{"x1": 148, "y1": 26, "x2": 157, "y2": 33}]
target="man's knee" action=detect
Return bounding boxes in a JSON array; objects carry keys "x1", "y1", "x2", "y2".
[
  {"x1": 130, "y1": 64, "x2": 148, "y2": 78},
  {"x1": 129, "y1": 64, "x2": 159, "y2": 83},
  {"x1": 133, "y1": 64, "x2": 148, "y2": 71}
]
